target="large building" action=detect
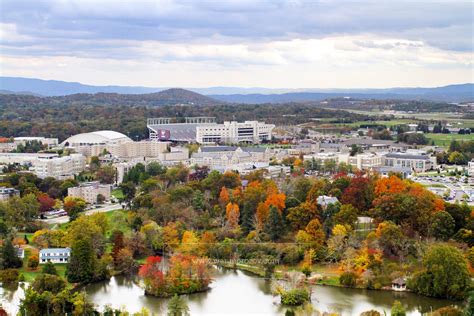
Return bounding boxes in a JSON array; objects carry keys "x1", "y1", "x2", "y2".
[
  {"x1": 0, "y1": 152, "x2": 86, "y2": 179},
  {"x1": 190, "y1": 146, "x2": 270, "y2": 171},
  {"x1": 62, "y1": 130, "x2": 132, "y2": 157},
  {"x1": 383, "y1": 152, "x2": 436, "y2": 173},
  {"x1": 68, "y1": 181, "x2": 112, "y2": 204},
  {"x1": 31, "y1": 154, "x2": 86, "y2": 179},
  {"x1": 147, "y1": 117, "x2": 274, "y2": 144}
]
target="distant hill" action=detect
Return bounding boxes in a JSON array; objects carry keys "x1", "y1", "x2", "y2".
[
  {"x1": 1, "y1": 76, "x2": 472, "y2": 103},
  {"x1": 210, "y1": 84, "x2": 474, "y2": 104},
  {"x1": 0, "y1": 89, "x2": 41, "y2": 96},
  {"x1": 0, "y1": 88, "x2": 221, "y2": 107}
]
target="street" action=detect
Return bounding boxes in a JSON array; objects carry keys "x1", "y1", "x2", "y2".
[{"x1": 42, "y1": 203, "x2": 122, "y2": 225}]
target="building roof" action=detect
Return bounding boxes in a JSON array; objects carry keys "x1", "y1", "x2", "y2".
[
  {"x1": 62, "y1": 130, "x2": 131, "y2": 146},
  {"x1": 317, "y1": 195, "x2": 339, "y2": 205},
  {"x1": 40, "y1": 247, "x2": 71, "y2": 255},
  {"x1": 200, "y1": 146, "x2": 238, "y2": 152},
  {"x1": 385, "y1": 153, "x2": 430, "y2": 160}
]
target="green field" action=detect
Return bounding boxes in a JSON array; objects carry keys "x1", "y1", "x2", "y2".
[{"x1": 425, "y1": 133, "x2": 474, "y2": 147}]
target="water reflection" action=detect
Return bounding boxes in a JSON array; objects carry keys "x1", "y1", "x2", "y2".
[
  {"x1": 1, "y1": 268, "x2": 456, "y2": 315},
  {"x1": 84, "y1": 268, "x2": 456, "y2": 315}
]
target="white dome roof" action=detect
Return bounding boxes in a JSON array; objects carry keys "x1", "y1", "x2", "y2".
[{"x1": 62, "y1": 130, "x2": 131, "y2": 146}]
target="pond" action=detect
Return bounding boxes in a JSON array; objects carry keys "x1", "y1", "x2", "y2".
[
  {"x1": 83, "y1": 268, "x2": 456, "y2": 315},
  {"x1": 0, "y1": 268, "x2": 457, "y2": 315}
]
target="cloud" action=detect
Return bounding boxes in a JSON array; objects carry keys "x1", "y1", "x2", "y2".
[{"x1": 0, "y1": 0, "x2": 472, "y2": 88}]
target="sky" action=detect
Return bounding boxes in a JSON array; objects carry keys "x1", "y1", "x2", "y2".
[{"x1": 0, "y1": 0, "x2": 473, "y2": 89}]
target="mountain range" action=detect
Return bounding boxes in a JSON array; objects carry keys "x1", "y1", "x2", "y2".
[{"x1": 0, "y1": 76, "x2": 473, "y2": 103}]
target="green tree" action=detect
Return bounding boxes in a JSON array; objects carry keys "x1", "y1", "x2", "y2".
[
  {"x1": 265, "y1": 206, "x2": 285, "y2": 241},
  {"x1": 430, "y1": 211, "x2": 455, "y2": 240},
  {"x1": 334, "y1": 204, "x2": 358, "y2": 229},
  {"x1": 391, "y1": 300, "x2": 406, "y2": 316},
  {"x1": 42, "y1": 261, "x2": 58, "y2": 275},
  {"x1": 66, "y1": 238, "x2": 96, "y2": 283},
  {"x1": 1, "y1": 239, "x2": 22, "y2": 269},
  {"x1": 409, "y1": 244, "x2": 470, "y2": 300},
  {"x1": 167, "y1": 294, "x2": 190, "y2": 316}
]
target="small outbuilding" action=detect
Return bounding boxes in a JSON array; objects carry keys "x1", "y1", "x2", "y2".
[{"x1": 391, "y1": 277, "x2": 407, "y2": 291}]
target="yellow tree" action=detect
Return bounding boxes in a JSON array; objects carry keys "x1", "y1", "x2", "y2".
[
  {"x1": 219, "y1": 187, "x2": 230, "y2": 207},
  {"x1": 180, "y1": 230, "x2": 200, "y2": 255},
  {"x1": 226, "y1": 202, "x2": 240, "y2": 229}
]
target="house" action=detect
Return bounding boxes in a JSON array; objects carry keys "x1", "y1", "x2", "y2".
[
  {"x1": 0, "y1": 187, "x2": 20, "y2": 201},
  {"x1": 39, "y1": 248, "x2": 71, "y2": 264},
  {"x1": 391, "y1": 277, "x2": 407, "y2": 291},
  {"x1": 317, "y1": 195, "x2": 339, "y2": 208}
]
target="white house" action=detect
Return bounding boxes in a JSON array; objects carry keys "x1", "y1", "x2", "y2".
[
  {"x1": 39, "y1": 248, "x2": 71, "y2": 264},
  {"x1": 317, "y1": 195, "x2": 339, "y2": 208}
]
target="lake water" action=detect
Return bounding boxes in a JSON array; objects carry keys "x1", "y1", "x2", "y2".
[{"x1": 84, "y1": 268, "x2": 456, "y2": 315}]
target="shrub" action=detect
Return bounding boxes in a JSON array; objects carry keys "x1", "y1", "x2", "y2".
[
  {"x1": 280, "y1": 288, "x2": 310, "y2": 306},
  {"x1": 391, "y1": 301, "x2": 406, "y2": 316},
  {"x1": 42, "y1": 261, "x2": 58, "y2": 275},
  {"x1": 0, "y1": 269, "x2": 19, "y2": 285},
  {"x1": 27, "y1": 255, "x2": 39, "y2": 269},
  {"x1": 360, "y1": 311, "x2": 381, "y2": 316},
  {"x1": 431, "y1": 306, "x2": 463, "y2": 316},
  {"x1": 339, "y1": 271, "x2": 358, "y2": 287}
]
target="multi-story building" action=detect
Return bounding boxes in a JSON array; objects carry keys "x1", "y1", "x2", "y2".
[
  {"x1": 196, "y1": 121, "x2": 274, "y2": 144},
  {"x1": 338, "y1": 153, "x2": 383, "y2": 170},
  {"x1": 0, "y1": 187, "x2": 20, "y2": 201},
  {"x1": 30, "y1": 154, "x2": 86, "y2": 179},
  {"x1": 39, "y1": 248, "x2": 71, "y2": 264},
  {"x1": 190, "y1": 146, "x2": 270, "y2": 170},
  {"x1": 14, "y1": 137, "x2": 58, "y2": 148},
  {"x1": 68, "y1": 181, "x2": 112, "y2": 204},
  {"x1": 107, "y1": 141, "x2": 171, "y2": 159},
  {"x1": 383, "y1": 152, "x2": 436, "y2": 173},
  {"x1": 0, "y1": 153, "x2": 86, "y2": 179},
  {"x1": 147, "y1": 117, "x2": 274, "y2": 144}
]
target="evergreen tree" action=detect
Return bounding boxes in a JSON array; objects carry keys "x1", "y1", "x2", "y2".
[
  {"x1": 1, "y1": 239, "x2": 22, "y2": 269},
  {"x1": 66, "y1": 238, "x2": 96, "y2": 283},
  {"x1": 265, "y1": 206, "x2": 285, "y2": 241},
  {"x1": 241, "y1": 203, "x2": 254, "y2": 236},
  {"x1": 167, "y1": 294, "x2": 190, "y2": 316}
]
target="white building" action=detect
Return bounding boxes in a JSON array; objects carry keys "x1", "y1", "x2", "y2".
[
  {"x1": 383, "y1": 152, "x2": 436, "y2": 173},
  {"x1": 190, "y1": 146, "x2": 270, "y2": 170},
  {"x1": 31, "y1": 154, "x2": 86, "y2": 179},
  {"x1": 0, "y1": 153, "x2": 86, "y2": 179},
  {"x1": 39, "y1": 248, "x2": 71, "y2": 264},
  {"x1": 196, "y1": 121, "x2": 274, "y2": 144},
  {"x1": 147, "y1": 117, "x2": 274, "y2": 144},
  {"x1": 14, "y1": 137, "x2": 58, "y2": 148},
  {"x1": 68, "y1": 181, "x2": 112, "y2": 204},
  {"x1": 265, "y1": 165, "x2": 291, "y2": 178},
  {"x1": 0, "y1": 187, "x2": 20, "y2": 201},
  {"x1": 317, "y1": 195, "x2": 339, "y2": 208},
  {"x1": 339, "y1": 153, "x2": 383, "y2": 170},
  {"x1": 468, "y1": 160, "x2": 474, "y2": 176}
]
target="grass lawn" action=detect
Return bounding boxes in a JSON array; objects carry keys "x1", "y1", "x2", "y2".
[
  {"x1": 425, "y1": 133, "x2": 474, "y2": 147},
  {"x1": 112, "y1": 188, "x2": 124, "y2": 200},
  {"x1": 19, "y1": 247, "x2": 68, "y2": 282}
]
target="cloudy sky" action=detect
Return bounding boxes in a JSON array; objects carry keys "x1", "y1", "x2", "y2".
[{"x1": 0, "y1": 0, "x2": 473, "y2": 88}]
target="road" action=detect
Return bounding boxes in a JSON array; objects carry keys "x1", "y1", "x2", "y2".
[{"x1": 42, "y1": 203, "x2": 122, "y2": 225}]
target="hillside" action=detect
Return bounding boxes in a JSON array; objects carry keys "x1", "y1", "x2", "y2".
[
  {"x1": 210, "y1": 84, "x2": 474, "y2": 104},
  {"x1": 1, "y1": 77, "x2": 472, "y2": 103},
  {"x1": 0, "y1": 88, "x2": 221, "y2": 107}
]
